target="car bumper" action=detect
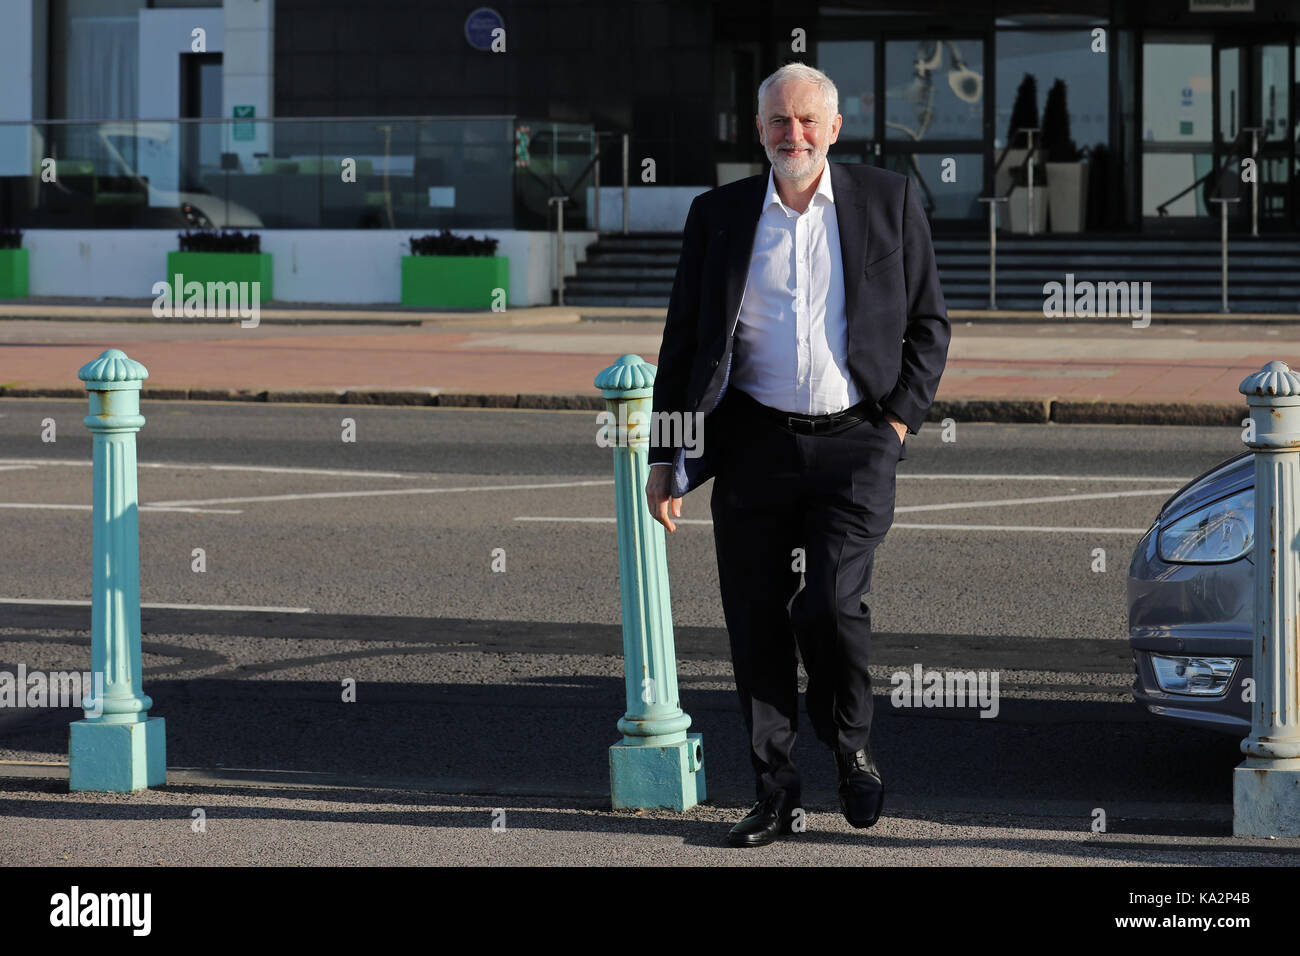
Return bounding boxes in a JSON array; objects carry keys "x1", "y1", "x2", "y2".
[{"x1": 1128, "y1": 525, "x2": 1252, "y2": 736}]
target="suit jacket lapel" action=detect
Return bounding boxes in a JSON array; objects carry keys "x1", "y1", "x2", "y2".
[
  {"x1": 829, "y1": 160, "x2": 869, "y2": 354},
  {"x1": 723, "y1": 172, "x2": 767, "y2": 337}
]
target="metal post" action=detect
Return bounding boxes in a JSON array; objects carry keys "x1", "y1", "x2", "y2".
[
  {"x1": 594, "y1": 353, "x2": 705, "y2": 810},
  {"x1": 69, "y1": 349, "x2": 166, "y2": 792},
  {"x1": 977, "y1": 196, "x2": 1009, "y2": 310},
  {"x1": 1021, "y1": 128, "x2": 1040, "y2": 237},
  {"x1": 1234, "y1": 360, "x2": 1300, "y2": 836},
  {"x1": 1242, "y1": 127, "x2": 1264, "y2": 238},
  {"x1": 621, "y1": 132, "x2": 630, "y2": 236},
  {"x1": 1210, "y1": 197, "x2": 1239, "y2": 313},
  {"x1": 548, "y1": 195, "x2": 568, "y2": 306},
  {"x1": 593, "y1": 141, "x2": 601, "y2": 233}
]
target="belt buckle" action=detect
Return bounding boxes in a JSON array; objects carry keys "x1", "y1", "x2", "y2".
[{"x1": 786, "y1": 414, "x2": 812, "y2": 433}]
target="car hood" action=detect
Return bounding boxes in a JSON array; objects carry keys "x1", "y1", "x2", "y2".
[{"x1": 1160, "y1": 451, "x2": 1253, "y2": 523}]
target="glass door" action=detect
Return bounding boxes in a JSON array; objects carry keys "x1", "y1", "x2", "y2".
[
  {"x1": 818, "y1": 40, "x2": 877, "y2": 166},
  {"x1": 818, "y1": 35, "x2": 988, "y2": 228},
  {"x1": 1141, "y1": 34, "x2": 1215, "y2": 227},
  {"x1": 1216, "y1": 39, "x2": 1291, "y2": 230},
  {"x1": 1142, "y1": 33, "x2": 1294, "y2": 231}
]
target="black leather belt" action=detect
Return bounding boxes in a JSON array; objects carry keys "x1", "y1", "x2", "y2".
[{"x1": 730, "y1": 387, "x2": 876, "y2": 435}]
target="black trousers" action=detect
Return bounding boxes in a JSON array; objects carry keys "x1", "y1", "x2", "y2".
[{"x1": 708, "y1": 386, "x2": 904, "y2": 803}]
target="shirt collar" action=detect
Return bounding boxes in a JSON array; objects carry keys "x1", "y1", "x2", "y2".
[{"x1": 763, "y1": 161, "x2": 834, "y2": 215}]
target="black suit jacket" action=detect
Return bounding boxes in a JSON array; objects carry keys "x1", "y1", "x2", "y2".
[{"x1": 649, "y1": 160, "x2": 950, "y2": 496}]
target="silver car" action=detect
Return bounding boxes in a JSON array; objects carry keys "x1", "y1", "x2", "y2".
[{"x1": 1128, "y1": 452, "x2": 1254, "y2": 735}]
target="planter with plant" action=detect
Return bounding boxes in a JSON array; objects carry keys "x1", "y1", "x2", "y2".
[
  {"x1": 1041, "y1": 79, "x2": 1089, "y2": 233},
  {"x1": 401, "y1": 230, "x2": 508, "y2": 308},
  {"x1": 166, "y1": 230, "x2": 272, "y2": 303},
  {"x1": 0, "y1": 228, "x2": 28, "y2": 299}
]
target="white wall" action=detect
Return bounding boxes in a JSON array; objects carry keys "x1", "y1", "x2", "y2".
[
  {"x1": 136, "y1": 7, "x2": 225, "y2": 202},
  {"x1": 22, "y1": 229, "x2": 597, "y2": 307},
  {"x1": 137, "y1": 7, "x2": 225, "y2": 119},
  {"x1": 222, "y1": 0, "x2": 274, "y2": 170}
]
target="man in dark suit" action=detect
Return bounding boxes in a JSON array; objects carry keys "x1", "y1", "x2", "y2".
[{"x1": 645, "y1": 62, "x2": 949, "y2": 847}]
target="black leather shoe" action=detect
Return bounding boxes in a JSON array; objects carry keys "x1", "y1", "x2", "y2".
[
  {"x1": 726, "y1": 789, "x2": 801, "y2": 848},
  {"x1": 835, "y1": 745, "x2": 884, "y2": 828}
]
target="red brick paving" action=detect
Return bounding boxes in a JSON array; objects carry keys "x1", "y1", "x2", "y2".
[{"x1": 0, "y1": 321, "x2": 1293, "y2": 405}]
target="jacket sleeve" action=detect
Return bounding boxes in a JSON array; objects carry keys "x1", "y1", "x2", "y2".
[
  {"x1": 649, "y1": 193, "x2": 707, "y2": 465},
  {"x1": 880, "y1": 176, "x2": 951, "y2": 435}
]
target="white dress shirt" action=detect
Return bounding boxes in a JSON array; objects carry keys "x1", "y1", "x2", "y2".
[
  {"x1": 651, "y1": 163, "x2": 859, "y2": 474},
  {"x1": 730, "y1": 164, "x2": 859, "y2": 415}
]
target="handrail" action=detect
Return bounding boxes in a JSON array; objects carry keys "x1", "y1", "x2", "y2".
[
  {"x1": 1154, "y1": 127, "x2": 1265, "y2": 216},
  {"x1": 997, "y1": 132, "x2": 1041, "y2": 201},
  {"x1": 995, "y1": 128, "x2": 1041, "y2": 235}
]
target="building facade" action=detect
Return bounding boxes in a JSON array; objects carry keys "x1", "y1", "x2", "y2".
[{"x1": 0, "y1": 0, "x2": 1296, "y2": 302}]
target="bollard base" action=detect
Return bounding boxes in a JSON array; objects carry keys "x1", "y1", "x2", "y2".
[
  {"x1": 610, "y1": 733, "x2": 705, "y2": 811},
  {"x1": 69, "y1": 717, "x2": 166, "y2": 792},
  {"x1": 1232, "y1": 757, "x2": 1300, "y2": 837}
]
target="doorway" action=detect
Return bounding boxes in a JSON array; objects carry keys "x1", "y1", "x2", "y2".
[
  {"x1": 179, "y1": 52, "x2": 223, "y2": 192},
  {"x1": 1141, "y1": 32, "x2": 1294, "y2": 232}
]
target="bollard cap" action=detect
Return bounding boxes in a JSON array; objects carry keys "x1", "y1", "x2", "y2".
[
  {"x1": 1240, "y1": 360, "x2": 1300, "y2": 401},
  {"x1": 79, "y1": 349, "x2": 149, "y2": 391},
  {"x1": 595, "y1": 353, "x2": 656, "y2": 399}
]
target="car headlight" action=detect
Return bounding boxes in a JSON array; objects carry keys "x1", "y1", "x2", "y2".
[
  {"x1": 1150, "y1": 654, "x2": 1239, "y2": 696},
  {"x1": 1156, "y1": 489, "x2": 1253, "y2": 563}
]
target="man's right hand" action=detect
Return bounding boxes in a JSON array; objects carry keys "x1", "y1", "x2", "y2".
[{"x1": 646, "y1": 466, "x2": 683, "y2": 533}]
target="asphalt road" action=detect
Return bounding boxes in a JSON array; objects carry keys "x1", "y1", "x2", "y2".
[
  {"x1": 2, "y1": 398, "x2": 1287, "y2": 865},
  {"x1": 0, "y1": 397, "x2": 1245, "y2": 635}
]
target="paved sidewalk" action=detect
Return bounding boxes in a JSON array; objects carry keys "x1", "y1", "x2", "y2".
[
  {"x1": 3, "y1": 303, "x2": 1299, "y2": 422},
  {"x1": 1, "y1": 603, "x2": 1295, "y2": 865}
]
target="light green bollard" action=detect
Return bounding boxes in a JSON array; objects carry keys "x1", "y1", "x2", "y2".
[
  {"x1": 68, "y1": 349, "x2": 166, "y2": 792},
  {"x1": 595, "y1": 354, "x2": 705, "y2": 811}
]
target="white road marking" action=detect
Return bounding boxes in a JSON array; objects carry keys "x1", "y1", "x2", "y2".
[
  {"x1": 0, "y1": 459, "x2": 1198, "y2": 484},
  {"x1": 511, "y1": 516, "x2": 1149, "y2": 534},
  {"x1": 895, "y1": 473, "x2": 1188, "y2": 482},
  {"x1": 0, "y1": 598, "x2": 311, "y2": 613},
  {"x1": 147, "y1": 478, "x2": 613, "y2": 508},
  {"x1": 893, "y1": 522, "x2": 1149, "y2": 534},
  {"x1": 0, "y1": 459, "x2": 429, "y2": 479},
  {"x1": 0, "y1": 465, "x2": 36, "y2": 471},
  {"x1": 514, "y1": 516, "x2": 714, "y2": 525},
  {"x1": 896, "y1": 488, "x2": 1177, "y2": 513},
  {"x1": 513, "y1": 488, "x2": 1174, "y2": 524},
  {"x1": 0, "y1": 502, "x2": 242, "y2": 514}
]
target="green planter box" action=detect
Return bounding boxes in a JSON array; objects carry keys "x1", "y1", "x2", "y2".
[
  {"x1": 0, "y1": 248, "x2": 30, "y2": 298},
  {"x1": 165, "y1": 251, "x2": 273, "y2": 303},
  {"x1": 401, "y1": 255, "x2": 509, "y2": 308}
]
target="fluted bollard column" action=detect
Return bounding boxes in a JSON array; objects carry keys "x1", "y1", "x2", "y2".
[
  {"x1": 68, "y1": 349, "x2": 166, "y2": 792},
  {"x1": 595, "y1": 354, "x2": 705, "y2": 810},
  {"x1": 1234, "y1": 360, "x2": 1300, "y2": 835}
]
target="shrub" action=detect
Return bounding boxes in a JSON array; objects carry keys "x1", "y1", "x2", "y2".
[
  {"x1": 177, "y1": 230, "x2": 261, "y2": 254},
  {"x1": 1042, "y1": 79, "x2": 1081, "y2": 163},
  {"x1": 408, "y1": 229, "x2": 499, "y2": 257},
  {"x1": 1006, "y1": 74, "x2": 1039, "y2": 150},
  {"x1": 0, "y1": 228, "x2": 22, "y2": 250}
]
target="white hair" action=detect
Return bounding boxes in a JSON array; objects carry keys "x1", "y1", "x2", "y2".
[{"x1": 756, "y1": 62, "x2": 839, "y2": 120}]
